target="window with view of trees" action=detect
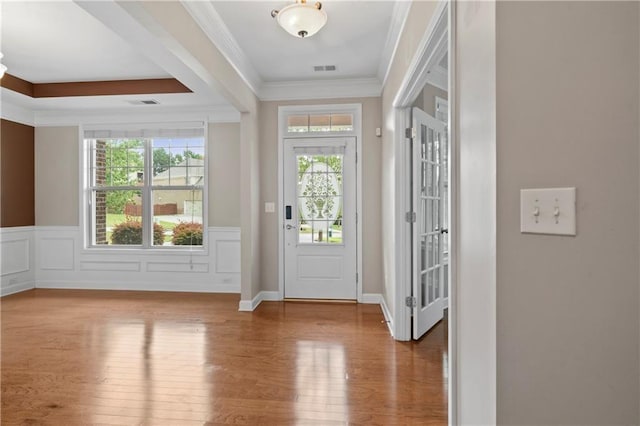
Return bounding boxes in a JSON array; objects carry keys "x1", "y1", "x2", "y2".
[{"x1": 84, "y1": 124, "x2": 205, "y2": 248}]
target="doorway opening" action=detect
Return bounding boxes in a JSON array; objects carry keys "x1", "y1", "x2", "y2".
[{"x1": 391, "y1": 0, "x2": 455, "y2": 423}]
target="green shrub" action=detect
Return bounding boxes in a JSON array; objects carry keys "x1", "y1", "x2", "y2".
[
  {"x1": 111, "y1": 220, "x2": 164, "y2": 245},
  {"x1": 171, "y1": 222, "x2": 203, "y2": 245}
]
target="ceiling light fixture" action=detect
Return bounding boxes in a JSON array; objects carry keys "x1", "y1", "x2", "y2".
[
  {"x1": 0, "y1": 53, "x2": 7, "y2": 79},
  {"x1": 271, "y1": 0, "x2": 327, "y2": 39}
]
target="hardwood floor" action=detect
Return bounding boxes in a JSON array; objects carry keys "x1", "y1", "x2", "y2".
[{"x1": 1, "y1": 290, "x2": 448, "y2": 425}]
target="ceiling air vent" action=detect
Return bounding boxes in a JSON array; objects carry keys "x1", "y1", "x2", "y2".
[
  {"x1": 127, "y1": 99, "x2": 160, "y2": 105},
  {"x1": 313, "y1": 65, "x2": 336, "y2": 72}
]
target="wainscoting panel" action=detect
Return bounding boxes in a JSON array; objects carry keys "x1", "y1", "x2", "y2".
[
  {"x1": 34, "y1": 226, "x2": 240, "y2": 293},
  {"x1": 38, "y1": 237, "x2": 74, "y2": 270},
  {"x1": 215, "y1": 240, "x2": 241, "y2": 273},
  {"x1": 1, "y1": 238, "x2": 29, "y2": 276},
  {"x1": 0, "y1": 226, "x2": 35, "y2": 296}
]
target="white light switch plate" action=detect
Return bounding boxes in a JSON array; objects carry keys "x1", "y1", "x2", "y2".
[
  {"x1": 520, "y1": 187, "x2": 576, "y2": 236},
  {"x1": 264, "y1": 202, "x2": 275, "y2": 213}
]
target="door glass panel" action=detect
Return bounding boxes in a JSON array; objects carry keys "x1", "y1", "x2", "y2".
[
  {"x1": 421, "y1": 273, "x2": 427, "y2": 308},
  {"x1": 421, "y1": 199, "x2": 428, "y2": 234},
  {"x1": 421, "y1": 236, "x2": 427, "y2": 271},
  {"x1": 428, "y1": 270, "x2": 434, "y2": 304},
  {"x1": 426, "y1": 162, "x2": 433, "y2": 196},
  {"x1": 428, "y1": 128, "x2": 434, "y2": 161},
  {"x1": 421, "y1": 161, "x2": 427, "y2": 196},
  {"x1": 297, "y1": 154, "x2": 343, "y2": 244}
]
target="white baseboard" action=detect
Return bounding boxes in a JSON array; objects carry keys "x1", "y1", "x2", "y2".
[
  {"x1": 361, "y1": 293, "x2": 382, "y2": 304},
  {"x1": 362, "y1": 293, "x2": 394, "y2": 337},
  {"x1": 379, "y1": 294, "x2": 394, "y2": 338},
  {"x1": 1, "y1": 281, "x2": 35, "y2": 297},
  {"x1": 238, "y1": 290, "x2": 280, "y2": 311}
]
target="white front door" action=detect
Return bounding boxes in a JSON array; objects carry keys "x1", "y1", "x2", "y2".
[
  {"x1": 283, "y1": 137, "x2": 357, "y2": 299},
  {"x1": 412, "y1": 107, "x2": 446, "y2": 339}
]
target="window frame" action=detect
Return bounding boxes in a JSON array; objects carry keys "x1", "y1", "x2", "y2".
[{"x1": 81, "y1": 122, "x2": 208, "y2": 252}]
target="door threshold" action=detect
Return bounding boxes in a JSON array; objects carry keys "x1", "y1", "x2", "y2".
[{"x1": 284, "y1": 298, "x2": 357, "y2": 304}]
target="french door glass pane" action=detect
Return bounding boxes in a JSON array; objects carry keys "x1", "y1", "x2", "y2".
[
  {"x1": 152, "y1": 189, "x2": 203, "y2": 246},
  {"x1": 297, "y1": 154, "x2": 343, "y2": 244}
]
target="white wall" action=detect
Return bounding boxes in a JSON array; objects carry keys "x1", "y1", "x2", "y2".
[{"x1": 455, "y1": 1, "x2": 497, "y2": 423}]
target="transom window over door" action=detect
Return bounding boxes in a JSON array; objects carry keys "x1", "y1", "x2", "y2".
[{"x1": 83, "y1": 123, "x2": 206, "y2": 248}]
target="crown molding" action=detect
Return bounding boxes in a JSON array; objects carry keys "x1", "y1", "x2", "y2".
[
  {"x1": 0, "y1": 89, "x2": 36, "y2": 126},
  {"x1": 181, "y1": 0, "x2": 263, "y2": 96},
  {"x1": 378, "y1": 0, "x2": 412, "y2": 87},
  {"x1": 259, "y1": 77, "x2": 382, "y2": 101}
]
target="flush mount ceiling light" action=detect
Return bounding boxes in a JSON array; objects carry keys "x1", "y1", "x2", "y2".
[
  {"x1": 271, "y1": 0, "x2": 327, "y2": 39},
  {"x1": 0, "y1": 53, "x2": 7, "y2": 79}
]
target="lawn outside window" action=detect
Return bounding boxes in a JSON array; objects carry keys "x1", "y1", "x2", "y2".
[{"x1": 84, "y1": 123, "x2": 206, "y2": 249}]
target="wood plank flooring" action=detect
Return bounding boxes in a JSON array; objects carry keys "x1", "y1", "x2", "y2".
[{"x1": 1, "y1": 290, "x2": 448, "y2": 425}]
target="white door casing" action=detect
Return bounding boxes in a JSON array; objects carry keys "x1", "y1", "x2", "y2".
[
  {"x1": 412, "y1": 107, "x2": 446, "y2": 339},
  {"x1": 283, "y1": 137, "x2": 357, "y2": 299}
]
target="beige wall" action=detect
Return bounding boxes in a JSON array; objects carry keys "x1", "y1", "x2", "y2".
[
  {"x1": 258, "y1": 97, "x2": 383, "y2": 294},
  {"x1": 208, "y1": 122, "x2": 240, "y2": 227},
  {"x1": 496, "y1": 2, "x2": 639, "y2": 424},
  {"x1": 35, "y1": 126, "x2": 79, "y2": 226}
]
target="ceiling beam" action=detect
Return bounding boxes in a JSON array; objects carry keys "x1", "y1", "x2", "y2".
[
  {"x1": 0, "y1": 74, "x2": 34, "y2": 97},
  {"x1": 1, "y1": 74, "x2": 190, "y2": 98}
]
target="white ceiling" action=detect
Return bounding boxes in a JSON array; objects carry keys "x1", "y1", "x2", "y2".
[
  {"x1": 1, "y1": 1, "x2": 170, "y2": 83},
  {"x1": 210, "y1": 1, "x2": 395, "y2": 82}
]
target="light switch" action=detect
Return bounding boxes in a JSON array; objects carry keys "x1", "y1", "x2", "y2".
[
  {"x1": 264, "y1": 202, "x2": 275, "y2": 213},
  {"x1": 520, "y1": 187, "x2": 576, "y2": 236}
]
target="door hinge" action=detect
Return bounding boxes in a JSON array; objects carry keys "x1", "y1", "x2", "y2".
[
  {"x1": 405, "y1": 127, "x2": 416, "y2": 139},
  {"x1": 405, "y1": 296, "x2": 417, "y2": 308},
  {"x1": 405, "y1": 211, "x2": 416, "y2": 223}
]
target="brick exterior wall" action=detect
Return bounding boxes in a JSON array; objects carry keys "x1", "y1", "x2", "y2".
[{"x1": 95, "y1": 140, "x2": 107, "y2": 244}]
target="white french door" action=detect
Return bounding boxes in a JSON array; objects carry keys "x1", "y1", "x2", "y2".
[
  {"x1": 412, "y1": 107, "x2": 446, "y2": 339},
  {"x1": 283, "y1": 137, "x2": 357, "y2": 300}
]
